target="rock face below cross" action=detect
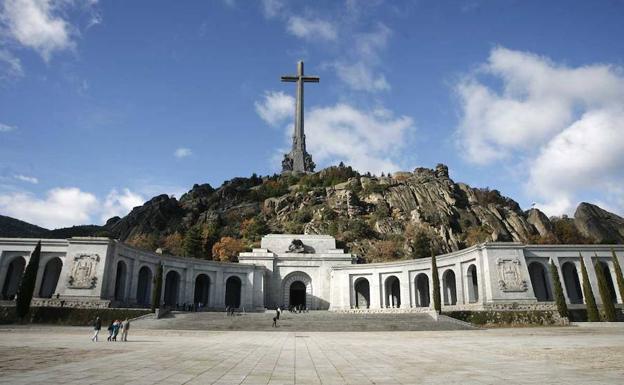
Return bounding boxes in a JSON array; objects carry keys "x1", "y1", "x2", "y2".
[{"x1": 281, "y1": 61, "x2": 318, "y2": 173}]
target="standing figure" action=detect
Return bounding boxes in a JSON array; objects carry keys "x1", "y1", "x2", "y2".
[
  {"x1": 121, "y1": 318, "x2": 130, "y2": 342},
  {"x1": 91, "y1": 316, "x2": 101, "y2": 342}
]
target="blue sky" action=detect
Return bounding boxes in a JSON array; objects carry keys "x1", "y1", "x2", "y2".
[{"x1": 1, "y1": 0, "x2": 623, "y2": 228}]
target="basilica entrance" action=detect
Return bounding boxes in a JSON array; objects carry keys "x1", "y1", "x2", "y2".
[{"x1": 289, "y1": 281, "x2": 306, "y2": 308}]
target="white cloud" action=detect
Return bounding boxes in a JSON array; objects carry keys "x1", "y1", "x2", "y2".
[
  {"x1": 261, "y1": 0, "x2": 284, "y2": 18},
  {"x1": 286, "y1": 16, "x2": 337, "y2": 41},
  {"x1": 101, "y1": 188, "x2": 144, "y2": 222},
  {"x1": 14, "y1": 174, "x2": 38, "y2": 184},
  {"x1": 333, "y1": 61, "x2": 390, "y2": 92},
  {"x1": 255, "y1": 91, "x2": 415, "y2": 174},
  {"x1": 174, "y1": 147, "x2": 192, "y2": 158},
  {"x1": 0, "y1": 49, "x2": 23, "y2": 79},
  {"x1": 0, "y1": 122, "x2": 16, "y2": 132},
  {"x1": 455, "y1": 47, "x2": 624, "y2": 215},
  {"x1": 254, "y1": 91, "x2": 294, "y2": 126},
  {"x1": 0, "y1": 187, "x2": 98, "y2": 228}
]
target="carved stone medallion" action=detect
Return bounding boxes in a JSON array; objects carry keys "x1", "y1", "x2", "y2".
[
  {"x1": 496, "y1": 257, "x2": 528, "y2": 292},
  {"x1": 286, "y1": 239, "x2": 306, "y2": 253},
  {"x1": 67, "y1": 254, "x2": 99, "y2": 289}
]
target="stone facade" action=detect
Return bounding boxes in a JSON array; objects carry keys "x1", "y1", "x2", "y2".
[{"x1": 1, "y1": 235, "x2": 623, "y2": 313}]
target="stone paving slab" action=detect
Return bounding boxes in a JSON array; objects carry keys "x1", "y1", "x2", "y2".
[{"x1": 0, "y1": 325, "x2": 623, "y2": 384}]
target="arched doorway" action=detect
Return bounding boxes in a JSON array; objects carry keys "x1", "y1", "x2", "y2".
[
  {"x1": 136, "y1": 266, "x2": 152, "y2": 306},
  {"x1": 225, "y1": 276, "x2": 242, "y2": 308},
  {"x1": 354, "y1": 278, "x2": 370, "y2": 309},
  {"x1": 598, "y1": 261, "x2": 617, "y2": 303},
  {"x1": 443, "y1": 270, "x2": 457, "y2": 305},
  {"x1": 414, "y1": 273, "x2": 430, "y2": 307},
  {"x1": 529, "y1": 262, "x2": 552, "y2": 302},
  {"x1": 385, "y1": 276, "x2": 401, "y2": 308},
  {"x1": 2, "y1": 257, "x2": 26, "y2": 300},
  {"x1": 194, "y1": 274, "x2": 210, "y2": 306},
  {"x1": 39, "y1": 257, "x2": 62, "y2": 298},
  {"x1": 282, "y1": 272, "x2": 313, "y2": 309},
  {"x1": 561, "y1": 262, "x2": 583, "y2": 304},
  {"x1": 290, "y1": 281, "x2": 306, "y2": 308},
  {"x1": 114, "y1": 261, "x2": 127, "y2": 301},
  {"x1": 163, "y1": 270, "x2": 181, "y2": 307},
  {"x1": 467, "y1": 264, "x2": 479, "y2": 303}
]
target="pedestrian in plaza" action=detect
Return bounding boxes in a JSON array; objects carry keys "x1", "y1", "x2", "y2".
[
  {"x1": 111, "y1": 320, "x2": 120, "y2": 341},
  {"x1": 276, "y1": 306, "x2": 281, "y2": 320},
  {"x1": 107, "y1": 321, "x2": 114, "y2": 341},
  {"x1": 91, "y1": 316, "x2": 101, "y2": 342},
  {"x1": 121, "y1": 318, "x2": 130, "y2": 342},
  {"x1": 272, "y1": 316, "x2": 277, "y2": 328}
]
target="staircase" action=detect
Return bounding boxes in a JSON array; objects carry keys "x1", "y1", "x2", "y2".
[{"x1": 131, "y1": 310, "x2": 476, "y2": 331}]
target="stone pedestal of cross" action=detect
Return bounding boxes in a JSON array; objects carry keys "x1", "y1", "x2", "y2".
[{"x1": 281, "y1": 61, "x2": 319, "y2": 173}]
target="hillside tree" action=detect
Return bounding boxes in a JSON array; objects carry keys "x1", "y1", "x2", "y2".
[{"x1": 183, "y1": 226, "x2": 204, "y2": 259}]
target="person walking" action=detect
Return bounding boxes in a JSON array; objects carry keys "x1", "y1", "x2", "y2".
[
  {"x1": 111, "y1": 320, "x2": 120, "y2": 341},
  {"x1": 121, "y1": 318, "x2": 130, "y2": 342},
  {"x1": 272, "y1": 316, "x2": 277, "y2": 328},
  {"x1": 91, "y1": 316, "x2": 101, "y2": 342},
  {"x1": 106, "y1": 321, "x2": 114, "y2": 341},
  {"x1": 276, "y1": 306, "x2": 281, "y2": 320}
]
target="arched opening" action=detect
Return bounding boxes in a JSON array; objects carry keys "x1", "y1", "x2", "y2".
[
  {"x1": 562, "y1": 262, "x2": 583, "y2": 304},
  {"x1": 528, "y1": 262, "x2": 552, "y2": 302},
  {"x1": 385, "y1": 276, "x2": 401, "y2": 308},
  {"x1": 467, "y1": 264, "x2": 479, "y2": 303},
  {"x1": 38, "y1": 257, "x2": 62, "y2": 298},
  {"x1": 225, "y1": 276, "x2": 241, "y2": 308},
  {"x1": 113, "y1": 261, "x2": 127, "y2": 301},
  {"x1": 598, "y1": 261, "x2": 618, "y2": 303},
  {"x1": 194, "y1": 274, "x2": 210, "y2": 306},
  {"x1": 354, "y1": 278, "x2": 370, "y2": 309},
  {"x1": 2, "y1": 257, "x2": 26, "y2": 300},
  {"x1": 289, "y1": 281, "x2": 306, "y2": 308},
  {"x1": 414, "y1": 274, "x2": 430, "y2": 307},
  {"x1": 443, "y1": 270, "x2": 457, "y2": 305},
  {"x1": 163, "y1": 270, "x2": 181, "y2": 307},
  {"x1": 136, "y1": 266, "x2": 152, "y2": 306}
]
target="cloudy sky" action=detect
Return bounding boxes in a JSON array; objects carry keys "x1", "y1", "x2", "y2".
[{"x1": 1, "y1": 0, "x2": 623, "y2": 229}]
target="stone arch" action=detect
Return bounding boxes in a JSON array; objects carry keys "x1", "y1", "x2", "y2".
[
  {"x1": 194, "y1": 274, "x2": 210, "y2": 306},
  {"x1": 225, "y1": 275, "x2": 242, "y2": 308},
  {"x1": 467, "y1": 264, "x2": 479, "y2": 303},
  {"x1": 2, "y1": 256, "x2": 26, "y2": 300},
  {"x1": 561, "y1": 262, "x2": 583, "y2": 304},
  {"x1": 163, "y1": 270, "x2": 181, "y2": 307},
  {"x1": 136, "y1": 266, "x2": 152, "y2": 306},
  {"x1": 414, "y1": 273, "x2": 430, "y2": 307},
  {"x1": 442, "y1": 270, "x2": 457, "y2": 305},
  {"x1": 598, "y1": 261, "x2": 617, "y2": 303},
  {"x1": 282, "y1": 272, "x2": 312, "y2": 309},
  {"x1": 114, "y1": 260, "x2": 128, "y2": 301},
  {"x1": 385, "y1": 275, "x2": 401, "y2": 308},
  {"x1": 528, "y1": 262, "x2": 552, "y2": 302},
  {"x1": 38, "y1": 257, "x2": 63, "y2": 298},
  {"x1": 354, "y1": 277, "x2": 370, "y2": 309}
]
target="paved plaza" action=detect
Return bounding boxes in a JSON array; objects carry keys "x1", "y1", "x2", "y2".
[{"x1": 0, "y1": 324, "x2": 623, "y2": 385}]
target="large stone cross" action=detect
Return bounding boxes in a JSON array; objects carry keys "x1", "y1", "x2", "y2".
[{"x1": 281, "y1": 61, "x2": 319, "y2": 173}]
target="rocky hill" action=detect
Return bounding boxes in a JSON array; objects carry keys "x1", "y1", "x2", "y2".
[{"x1": 2, "y1": 164, "x2": 622, "y2": 262}]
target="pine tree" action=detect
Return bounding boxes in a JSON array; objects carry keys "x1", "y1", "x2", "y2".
[
  {"x1": 579, "y1": 254, "x2": 600, "y2": 322},
  {"x1": 549, "y1": 260, "x2": 569, "y2": 319},
  {"x1": 16, "y1": 241, "x2": 41, "y2": 320},
  {"x1": 183, "y1": 226, "x2": 203, "y2": 259},
  {"x1": 151, "y1": 263, "x2": 163, "y2": 312},
  {"x1": 594, "y1": 254, "x2": 616, "y2": 321},
  {"x1": 431, "y1": 253, "x2": 441, "y2": 312},
  {"x1": 611, "y1": 248, "x2": 624, "y2": 304}
]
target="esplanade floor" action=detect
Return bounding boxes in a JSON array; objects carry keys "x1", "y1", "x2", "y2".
[{"x1": 0, "y1": 323, "x2": 623, "y2": 385}]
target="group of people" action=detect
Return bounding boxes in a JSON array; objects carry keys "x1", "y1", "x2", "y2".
[
  {"x1": 225, "y1": 306, "x2": 237, "y2": 316},
  {"x1": 175, "y1": 302, "x2": 204, "y2": 312},
  {"x1": 90, "y1": 316, "x2": 130, "y2": 342}
]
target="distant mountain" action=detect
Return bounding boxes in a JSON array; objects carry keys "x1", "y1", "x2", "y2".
[{"x1": 1, "y1": 164, "x2": 622, "y2": 262}]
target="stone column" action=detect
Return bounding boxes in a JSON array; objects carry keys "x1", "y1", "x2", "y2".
[
  {"x1": 400, "y1": 271, "x2": 410, "y2": 308},
  {"x1": 215, "y1": 270, "x2": 224, "y2": 308},
  {"x1": 370, "y1": 273, "x2": 381, "y2": 309},
  {"x1": 127, "y1": 259, "x2": 139, "y2": 305}
]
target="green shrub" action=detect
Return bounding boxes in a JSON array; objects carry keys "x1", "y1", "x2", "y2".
[
  {"x1": 611, "y1": 249, "x2": 624, "y2": 304},
  {"x1": 432, "y1": 254, "x2": 441, "y2": 312},
  {"x1": 594, "y1": 256, "x2": 617, "y2": 321}
]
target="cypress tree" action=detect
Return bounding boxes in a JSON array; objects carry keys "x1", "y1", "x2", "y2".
[
  {"x1": 183, "y1": 226, "x2": 203, "y2": 259},
  {"x1": 431, "y1": 253, "x2": 441, "y2": 312},
  {"x1": 16, "y1": 241, "x2": 41, "y2": 320},
  {"x1": 579, "y1": 254, "x2": 599, "y2": 322},
  {"x1": 549, "y1": 260, "x2": 569, "y2": 319},
  {"x1": 611, "y1": 248, "x2": 624, "y2": 304},
  {"x1": 594, "y1": 254, "x2": 616, "y2": 321},
  {"x1": 151, "y1": 263, "x2": 163, "y2": 312}
]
